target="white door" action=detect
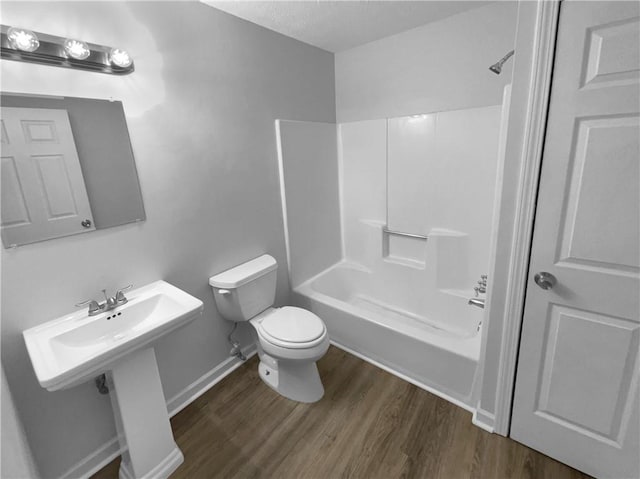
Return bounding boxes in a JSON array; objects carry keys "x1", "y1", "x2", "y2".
[
  {"x1": 511, "y1": 2, "x2": 640, "y2": 478},
  {"x1": 1, "y1": 107, "x2": 95, "y2": 247}
]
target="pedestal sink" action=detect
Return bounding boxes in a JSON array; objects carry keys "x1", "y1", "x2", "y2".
[{"x1": 23, "y1": 280, "x2": 203, "y2": 479}]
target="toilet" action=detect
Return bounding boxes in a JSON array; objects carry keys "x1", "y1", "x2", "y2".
[{"x1": 209, "y1": 254, "x2": 329, "y2": 403}]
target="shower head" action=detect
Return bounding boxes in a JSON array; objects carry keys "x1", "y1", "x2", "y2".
[
  {"x1": 489, "y1": 63, "x2": 503, "y2": 75},
  {"x1": 489, "y1": 49, "x2": 515, "y2": 75}
]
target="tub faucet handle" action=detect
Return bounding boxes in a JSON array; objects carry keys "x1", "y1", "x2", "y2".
[{"x1": 477, "y1": 275, "x2": 488, "y2": 293}]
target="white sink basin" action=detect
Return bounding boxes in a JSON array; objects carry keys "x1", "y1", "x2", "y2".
[{"x1": 23, "y1": 280, "x2": 203, "y2": 391}]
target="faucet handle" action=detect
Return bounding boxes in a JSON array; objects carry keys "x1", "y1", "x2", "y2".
[
  {"x1": 75, "y1": 299, "x2": 101, "y2": 315},
  {"x1": 116, "y1": 284, "x2": 133, "y2": 295},
  {"x1": 115, "y1": 284, "x2": 133, "y2": 304},
  {"x1": 75, "y1": 298, "x2": 96, "y2": 307}
]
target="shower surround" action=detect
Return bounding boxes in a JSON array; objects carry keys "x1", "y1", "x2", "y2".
[{"x1": 278, "y1": 100, "x2": 506, "y2": 407}]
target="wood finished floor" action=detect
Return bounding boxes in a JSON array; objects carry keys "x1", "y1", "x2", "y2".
[{"x1": 93, "y1": 346, "x2": 590, "y2": 479}]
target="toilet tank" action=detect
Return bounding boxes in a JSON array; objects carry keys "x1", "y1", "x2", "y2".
[{"x1": 209, "y1": 254, "x2": 278, "y2": 322}]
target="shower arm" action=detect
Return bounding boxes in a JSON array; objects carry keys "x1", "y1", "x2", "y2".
[{"x1": 496, "y1": 50, "x2": 515, "y2": 65}]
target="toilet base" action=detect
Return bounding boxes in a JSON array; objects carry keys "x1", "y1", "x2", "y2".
[{"x1": 258, "y1": 358, "x2": 324, "y2": 403}]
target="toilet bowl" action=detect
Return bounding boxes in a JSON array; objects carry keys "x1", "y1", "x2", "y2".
[
  {"x1": 250, "y1": 306, "x2": 329, "y2": 402},
  {"x1": 209, "y1": 255, "x2": 329, "y2": 403}
]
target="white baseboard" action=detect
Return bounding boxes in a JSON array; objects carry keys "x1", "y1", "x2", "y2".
[
  {"x1": 59, "y1": 438, "x2": 121, "y2": 479},
  {"x1": 472, "y1": 408, "x2": 496, "y2": 433},
  {"x1": 59, "y1": 345, "x2": 257, "y2": 479},
  {"x1": 166, "y1": 345, "x2": 257, "y2": 417},
  {"x1": 329, "y1": 340, "x2": 475, "y2": 414}
]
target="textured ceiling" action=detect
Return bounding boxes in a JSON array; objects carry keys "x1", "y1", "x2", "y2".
[{"x1": 202, "y1": 1, "x2": 491, "y2": 52}]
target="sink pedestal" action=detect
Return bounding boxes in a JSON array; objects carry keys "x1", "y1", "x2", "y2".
[{"x1": 108, "y1": 347, "x2": 183, "y2": 479}]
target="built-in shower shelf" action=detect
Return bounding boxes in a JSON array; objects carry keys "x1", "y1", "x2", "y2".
[{"x1": 382, "y1": 226, "x2": 428, "y2": 267}]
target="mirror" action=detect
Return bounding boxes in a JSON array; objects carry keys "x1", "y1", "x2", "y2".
[{"x1": 1, "y1": 93, "x2": 145, "y2": 247}]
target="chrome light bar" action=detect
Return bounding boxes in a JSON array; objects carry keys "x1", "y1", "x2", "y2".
[{"x1": 0, "y1": 25, "x2": 134, "y2": 75}]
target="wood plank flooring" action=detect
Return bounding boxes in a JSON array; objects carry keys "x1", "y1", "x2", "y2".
[{"x1": 93, "y1": 346, "x2": 590, "y2": 479}]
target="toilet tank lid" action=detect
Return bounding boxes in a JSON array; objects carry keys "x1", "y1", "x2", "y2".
[{"x1": 209, "y1": 254, "x2": 277, "y2": 288}]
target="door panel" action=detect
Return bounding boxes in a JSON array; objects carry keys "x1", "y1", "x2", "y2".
[
  {"x1": 1, "y1": 156, "x2": 31, "y2": 226},
  {"x1": 582, "y1": 16, "x2": 640, "y2": 88},
  {"x1": 537, "y1": 305, "x2": 638, "y2": 442},
  {"x1": 511, "y1": 2, "x2": 640, "y2": 478},
  {"x1": 34, "y1": 154, "x2": 83, "y2": 219},
  {"x1": 559, "y1": 116, "x2": 639, "y2": 270},
  {"x1": 21, "y1": 119, "x2": 60, "y2": 143},
  {"x1": 0, "y1": 107, "x2": 95, "y2": 246}
]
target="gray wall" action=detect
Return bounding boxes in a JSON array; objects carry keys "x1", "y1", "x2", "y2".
[
  {"x1": 0, "y1": 2, "x2": 335, "y2": 477},
  {"x1": 335, "y1": 2, "x2": 517, "y2": 122},
  {"x1": 1, "y1": 366, "x2": 40, "y2": 479}
]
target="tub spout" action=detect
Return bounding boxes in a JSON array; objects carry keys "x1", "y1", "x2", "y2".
[{"x1": 468, "y1": 298, "x2": 485, "y2": 309}]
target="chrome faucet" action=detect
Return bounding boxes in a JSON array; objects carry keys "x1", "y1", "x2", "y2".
[{"x1": 76, "y1": 285, "x2": 133, "y2": 316}]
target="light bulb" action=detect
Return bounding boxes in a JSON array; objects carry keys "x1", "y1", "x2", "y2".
[
  {"x1": 109, "y1": 48, "x2": 132, "y2": 68},
  {"x1": 64, "y1": 39, "x2": 91, "y2": 60},
  {"x1": 7, "y1": 27, "x2": 40, "y2": 52}
]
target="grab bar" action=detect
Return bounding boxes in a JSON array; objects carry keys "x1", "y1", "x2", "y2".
[{"x1": 382, "y1": 226, "x2": 428, "y2": 241}]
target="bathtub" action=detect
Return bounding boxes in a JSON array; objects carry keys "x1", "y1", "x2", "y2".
[{"x1": 292, "y1": 261, "x2": 483, "y2": 409}]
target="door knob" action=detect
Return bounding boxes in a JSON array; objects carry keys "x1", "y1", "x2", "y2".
[{"x1": 534, "y1": 272, "x2": 556, "y2": 290}]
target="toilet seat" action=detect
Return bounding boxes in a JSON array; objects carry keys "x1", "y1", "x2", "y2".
[{"x1": 253, "y1": 307, "x2": 327, "y2": 349}]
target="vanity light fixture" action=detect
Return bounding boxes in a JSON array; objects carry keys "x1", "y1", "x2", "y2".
[{"x1": 0, "y1": 24, "x2": 134, "y2": 75}]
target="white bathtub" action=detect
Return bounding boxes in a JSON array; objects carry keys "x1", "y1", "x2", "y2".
[{"x1": 293, "y1": 262, "x2": 483, "y2": 409}]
